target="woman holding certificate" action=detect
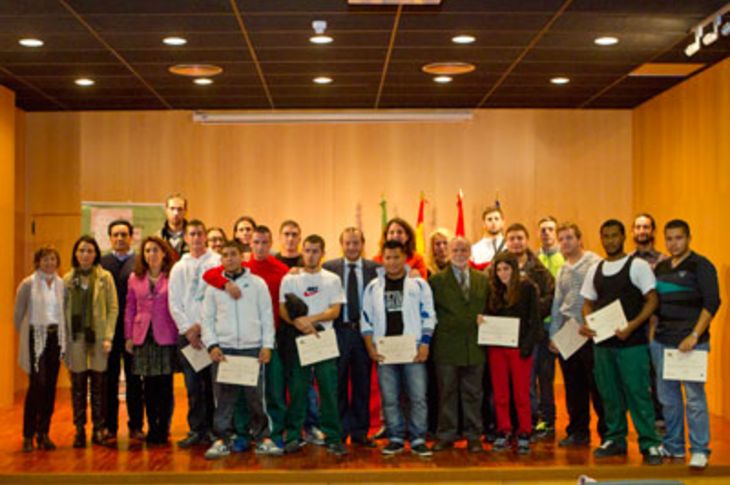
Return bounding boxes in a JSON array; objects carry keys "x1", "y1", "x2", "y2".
[
  {"x1": 480, "y1": 252, "x2": 542, "y2": 454},
  {"x1": 124, "y1": 236, "x2": 179, "y2": 445}
]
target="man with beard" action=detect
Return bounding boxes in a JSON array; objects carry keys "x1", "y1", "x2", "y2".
[
  {"x1": 157, "y1": 193, "x2": 188, "y2": 256},
  {"x1": 470, "y1": 206, "x2": 505, "y2": 270},
  {"x1": 579, "y1": 219, "x2": 662, "y2": 465}
]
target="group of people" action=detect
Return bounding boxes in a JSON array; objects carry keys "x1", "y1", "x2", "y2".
[{"x1": 14, "y1": 194, "x2": 720, "y2": 470}]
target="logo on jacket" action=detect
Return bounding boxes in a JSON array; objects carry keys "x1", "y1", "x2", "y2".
[{"x1": 304, "y1": 286, "x2": 320, "y2": 297}]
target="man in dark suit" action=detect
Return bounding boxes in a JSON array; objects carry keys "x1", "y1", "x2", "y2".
[
  {"x1": 429, "y1": 236, "x2": 490, "y2": 453},
  {"x1": 323, "y1": 227, "x2": 380, "y2": 447}
]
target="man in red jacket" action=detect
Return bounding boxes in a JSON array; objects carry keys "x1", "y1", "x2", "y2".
[{"x1": 203, "y1": 226, "x2": 289, "y2": 452}]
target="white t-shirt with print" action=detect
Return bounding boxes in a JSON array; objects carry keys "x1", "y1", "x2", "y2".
[{"x1": 279, "y1": 269, "x2": 345, "y2": 330}]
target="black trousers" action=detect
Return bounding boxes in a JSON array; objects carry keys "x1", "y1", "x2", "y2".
[
  {"x1": 23, "y1": 328, "x2": 61, "y2": 438},
  {"x1": 71, "y1": 370, "x2": 107, "y2": 432},
  {"x1": 178, "y1": 336, "x2": 214, "y2": 435},
  {"x1": 559, "y1": 342, "x2": 606, "y2": 440},
  {"x1": 105, "y1": 337, "x2": 144, "y2": 434},
  {"x1": 142, "y1": 374, "x2": 174, "y2": 441},
  {"x1": 335, "y1": 325, "x2": 372, "y2": 441},
  {"x1": 436, "y1": 363, "x2": 483, "y2": 442},
  {"x1": 481, "y1": 361, "x2": 496, "y2": 433}
]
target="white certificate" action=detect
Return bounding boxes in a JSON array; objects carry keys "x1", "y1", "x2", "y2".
[
  {"x1": 216, "y1": 355, "x2": 261, "y2": 387},
  {"x1": 552, "y1": 319, "x2": 589, "y2": 360},
  {"x1": 585, "y1": 299, "x2": 628, "y2": 344},
  {"x1": 296, "y1": 328, "x2": 340, "y2": 366},
  {"x1": 477, "y1": 316, "x2": 519, "y2": 347},
  {"x1": 181, "y1": 344, "x2": 213, "y2": 372},
  {"x1": 376, "y1": 334, "x2": 417, "y2": 364},
  {"x1": 663, "y1": 349, "x2": 708, "y2": 383}
]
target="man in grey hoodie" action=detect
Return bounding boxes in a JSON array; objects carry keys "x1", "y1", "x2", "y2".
[{"x1": 549, "y1": 222, "x2": 606, "y2": 447}]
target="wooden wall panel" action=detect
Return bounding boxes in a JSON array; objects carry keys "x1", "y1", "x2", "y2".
[
  {"x1": 633, "y1": 58, "x2": 730, "y2": 417},
  {"x1": 0, "y1": 86, "x2": 16, "y2": 406}
]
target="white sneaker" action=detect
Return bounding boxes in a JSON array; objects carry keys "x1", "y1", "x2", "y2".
[
  {"x1": 255, "y1": 439, "x2": 284, "y2": 456},
  {"x1": 204, "y1": 439, "x2": 231, "y2": 460},
  {"x1": 304, "y1": 426, "x2": 326, "y2": 446},
  {"x1": 658, "y1": 444, "x2": 685, "y2": 459},
  {"x1": 689, "y1": 452, "x2": 708, "y2": 469}
]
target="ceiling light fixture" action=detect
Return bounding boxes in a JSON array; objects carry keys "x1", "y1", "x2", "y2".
[
  {"x1": 19, "y1": 38, "x2": 44, "y2": 47},
  {"x1": 685, "y1": 28, "x2": 702, "y2": 57},
  {"x1": 702, "y1": 16, "x2": 721, "y2": 45},
  {"x1": 310, "y1": 20, "x2": 333, "y2": 44},
  {"x1": 722, "y1": 18, "x2": 730, "y2": 37},
  {"x1": 594, "y1": 36, "x2": 619, "y2": 46},
  {"x1": 685, "y1": 3, "x2": 730, "y2": 56},
  {"x1": 194, "y1": 78, "x2": 213, "y2": 85},
  {"x1": 313, "y1": 76, "x2": 333, "y2": 84},
  {"x1": 193, "y1": 109, "x2": 472, "y2": 125},
  {"x1": 75, "y1": 78, "x2": 95, "y2": 86},
  {"x1": 452, "y1": 35, "x2": 476, "y2": 44},
  {"x1": 433, "y1": 76, "x2": 453, "y2": 83},
  {"x1": 163, "y1": 36, "x2": 187, "y2": 46},
  {"x1": 550, "y1": 77, "x2": 570, "y2": 85}
]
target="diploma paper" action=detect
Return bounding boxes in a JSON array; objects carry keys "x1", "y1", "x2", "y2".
[
  {"x1": 663, "y1": 349, "x2": 708, "y2": 383},
  {"x1": 552, "y1": 319, "x2": 589, "y2": 360},
  {"x1": 477, "y1": 316, "x2": 520, "y2": 347},
  {"x1": 216, "y1": 355, "x2": 261, "y2": 387},
  {"x1": 585, "y1": 299, "x2": 628, "y2": 344},
  {"x1": 376, "y1": 334, "x2": 417, "y2": 364},
  {"x1": 296, "y1": 328, "x2": 340, "y2": 366},
  {"x1": 181, "y1": 344, "x2": 213, "y2": 372}
]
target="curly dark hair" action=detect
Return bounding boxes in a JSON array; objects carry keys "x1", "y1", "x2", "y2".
[{"x1": 133, "y1": 236, "x2": 178, "y2": 276}]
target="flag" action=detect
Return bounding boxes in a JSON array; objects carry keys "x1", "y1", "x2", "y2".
[
  {"x1": 455, "y1": 189, "x2": 465, "y2": 237},
  {"x1": 495, "y1": 190, "x2": 501, "y2": 209},
  {"x1": 379, "y1": 194, "x2": 388, "y2": 229},
  {"x1": 415, "y1": 191, "x2": 426, "y2": 254}
]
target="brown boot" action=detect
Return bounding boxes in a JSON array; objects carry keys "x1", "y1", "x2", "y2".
[
  {"x1": 36, "y1": 433, "x2": 56, "y2": 451},
  {"x1": 22, "y1": 437, "x2": 34, "y2": 452},
  {"x1": 73, "y1": 428, "x2": 86, "y2": 448}
]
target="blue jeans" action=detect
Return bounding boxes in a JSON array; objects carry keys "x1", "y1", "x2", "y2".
[
  {"x1": 377, "y1": 362, "x2": 428, "y2": 446},
  {"x1": 530, "y1": 325, "x2": 556, "y2": 426},
  {"x1": 649, "y1": 339, "x2": 710, "y2": 455}
]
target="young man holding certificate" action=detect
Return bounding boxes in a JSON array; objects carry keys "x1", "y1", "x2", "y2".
[
  {"x1": 201, "y1": 240, "x2": 278, "y2": 459},
  {"x1": 650, "y1": 219, "x2": 720, "y2": 469},
  {"x1": 429, "y1": 237, "x2": 489, "y2": 453},
  {"x1": 279, "y1": 234, "x2": 348, "y2": 456},
  {"x1": 361, "y1": 240, "x2": 437, "y2": 457},
  {"x1": 579, "y1": 219, "x2": 662, "y2": 465}
]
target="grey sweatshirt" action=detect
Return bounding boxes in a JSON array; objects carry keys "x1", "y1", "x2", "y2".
[{"x1": 549, "y1": 251, "x2": 601, "y2": 337}]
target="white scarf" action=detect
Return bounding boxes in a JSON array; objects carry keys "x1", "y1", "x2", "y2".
[{"x1": 28, "y1": 271, "x2": 66, "y2": 371}]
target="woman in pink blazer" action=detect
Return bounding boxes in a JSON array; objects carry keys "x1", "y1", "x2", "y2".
[{"x1": 124, "y1": 236, "x2": 178, "y2": 445}]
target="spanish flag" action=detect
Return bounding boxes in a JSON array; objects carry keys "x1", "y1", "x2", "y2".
[
  {"x1": 415, "y1": 191, "x2": 426, "y2": 254},
  {"x1": 456, "y1": 189, "x2": 465, "y2": 237}
]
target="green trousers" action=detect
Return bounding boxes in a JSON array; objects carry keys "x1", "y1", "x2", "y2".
[
  {"x1": 234, "y1": 349, "x2": 286, "y2": 443},
  {"x1": 284, "y1": 352, "x2": 342, "y2": 445},
  {"x1": 593, "y1": 344, "x2": 660, "y2": 452}
]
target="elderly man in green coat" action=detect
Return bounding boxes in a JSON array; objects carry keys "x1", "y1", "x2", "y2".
[{"x1": 429, "y1": 236, "x2": 490, "y2": 453}]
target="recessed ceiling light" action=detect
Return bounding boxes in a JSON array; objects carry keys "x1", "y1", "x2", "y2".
[
  {"x1": 194, "y1": 78, "x2": 213, "y2": 85},
  {"x1": 421, "y1": 62, "x2": 476, "y2": 75},
  {"x1": 452, "y1": 35, "x2": 476, "y2": 44},
  {"x1": 550, "y1": 77, "x2": 570, "y2": 85},
  {"x1": 169, "y1": 64, "x2": 223, "y2": 77},
  {"x1": 594, "y1": 36, "x2": 619, "y2": 46},
  {"x1": 75, "y1": 78, "x2": 95, "y2": 87},
  {"x1": 434, "y1": 76, "x2": 453, "y2": 84},
  {"x1": 19, "y1": 38, "x2": 44, "y2": 47},
  {"x1": 309, "y1": 34, "x2": 334, "y2": 45},
  {"x1": 313, "y1": 76, "x2": 333, "y2": 84},
  {"x1": 163, "y1": 36, "x2": 187, "y2": 46}
]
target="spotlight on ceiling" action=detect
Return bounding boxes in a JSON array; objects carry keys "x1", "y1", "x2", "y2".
[
  {"x1": 194, "y1": 78, "x2": 213, "y2": 85},
  {"x1": 313, "y1": 76, "x2": 333, "y2": 84},
  {"x1": 433, "y1": 76, "x2": 453, "y2": 83},
  {"x1": 594, "y1": 36, "x2": 619, "y2": 46},
  {"x1": 19, "y1": 38, "x2": 44, "y2": 47},
  {"x1": 702, "y1": 16, "x2": 721, "y2": 45},
  {"x1": 452, "y1": 35, "x2": 476, "y2": 44},
  {"x1": 685, "y1": 28, "x2": 702, "y2": 57},
  {"x1": 310, "y1": 20, "x2": 333, "y2": 44},
  {"x1": 163, "y1": 36, "x2": 187, "y2": 46},
  {"x1": 722, "y1": 18, "x2": 730, "y2": 37},
  {"x1": 75, "y1": 78, "x2": 95, "y2": 87},
  {"x1": 550, "y1": 77, "x2": 570, "y2": 85}
]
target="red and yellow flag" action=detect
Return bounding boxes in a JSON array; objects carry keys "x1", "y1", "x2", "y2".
[
  {"x1": 415, "y1": 191, "x2": 426, "y2": 254},
  {"x1": 455, "y1": 189, "x2": 465, "y2": 237}
]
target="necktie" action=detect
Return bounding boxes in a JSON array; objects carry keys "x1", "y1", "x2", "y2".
[
  {"x1": 458, "y1": 269, "x2": 469, "y2": 300},
  {"x1": 347, "y1": 263, "x2": 360, "y2": 323}
]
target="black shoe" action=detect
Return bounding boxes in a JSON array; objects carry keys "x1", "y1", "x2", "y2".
[
  {"x1": 73, "y1": 429, "x2": 86, "y2": 449},
  {"x1": 22, "y1": 438, "x2": 34, "y2": 453},
  {"x1": 36, "y1": 433, "x2": 56, "y2": 451},
  {"x1": 177, "y1": 432, "x2": 205, "y2": 449},
  {"x1": 643, "y1": 445, "x2": 663, "y2": 466},
  {"x1": 517, "y1": 434, "x2": 531, "y2": 455},
  {"x1": 484, "y1": 429, "x2": 497, "y2": 444},
  {"x1": 558, "y1": 434, "x2": 590, "y2": 448},
  {"x1": 92, "y1": 429, "x2": 111, "y2": 446},
  {"x1": 432, "y1": 440, "x2": 454, "y2": 452},
  {"x1": 593, "y1": 440, "x2": 628, "y2": 458},
  {"x1": 327, "y1": 442, "x2": 349, "y2": 456},
  {"x1": 410, "y1": 443, "x2": 432, "y2": 457},
  {"x1": 129, "y1": 429, "x2": 146, "y2": 441},
  {"x1": 373, "y1": 426, "x2": 387, "y2": 440},
  {"x1": 284, "y1": 440, "x2": 302, "y2": 454},
  {"x1": 381, "y1": 441, "x2": 405, "y2": 455},
  {"x1": 467, "y1": 439, "x2": 483, "y2": 453},
  {"x1": 351, "y1": 436, "x2": 377, "y2": 448},
  {"x1": 491, "y1": 433, "x2": 511, "y2": 452}
]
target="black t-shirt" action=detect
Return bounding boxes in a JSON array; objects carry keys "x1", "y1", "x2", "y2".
[
  {"x1": 384, "y1": 275, "x2": 405, "y2": 336},
  {"x1": 276, "y1": 253, "x2": 304, "y2": 269}
]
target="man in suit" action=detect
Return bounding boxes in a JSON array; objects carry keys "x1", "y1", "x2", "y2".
[
  {"x1": 429, "y1": 236, "x2": 490, "y2": 453},
  {"x1": 323, "y1": 227, "x2": 380, "y2": 447}
]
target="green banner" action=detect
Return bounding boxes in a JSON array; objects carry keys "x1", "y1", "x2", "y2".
[{"x1": 81, "y1": 202, "x2": 166, "y2": 254}]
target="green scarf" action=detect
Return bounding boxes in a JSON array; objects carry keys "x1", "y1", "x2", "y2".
[{"x1": 70, "y1": 267, "x2": 96, "y2": 343}]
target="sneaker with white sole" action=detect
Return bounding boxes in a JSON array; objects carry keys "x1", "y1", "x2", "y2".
[
  {"x1": 689, "y1": 452, "x2": 708, "y2": 469},
  {"x1": 658, "y1": 444, "x2": 685, "y2": 459},
  {"x1": 204, "y1": 439, "x2": 231, "y2": 460},
  {"x1": 255, "y1": 439, "x2": 283, "y2": 456},
  {"x1": 304, "y1": 426, "x2": 326, "y2": 446},
  {"x1": 643, "y1": 445, "x2": 663, "y2": 466}
]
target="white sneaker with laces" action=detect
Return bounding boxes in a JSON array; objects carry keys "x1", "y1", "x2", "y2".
[
  {"x1": 204, "y1": 439, "x2": 231, "y2": 460},
  {"x1": 658, "y1": 444, "x2": 685, "y2": 459},
  {"x1": 689, "y1": 452, "x2": 708, "y2": 469},
  {"x1": 255, "y1": 439, "x2": 284, "y2": 456}
]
